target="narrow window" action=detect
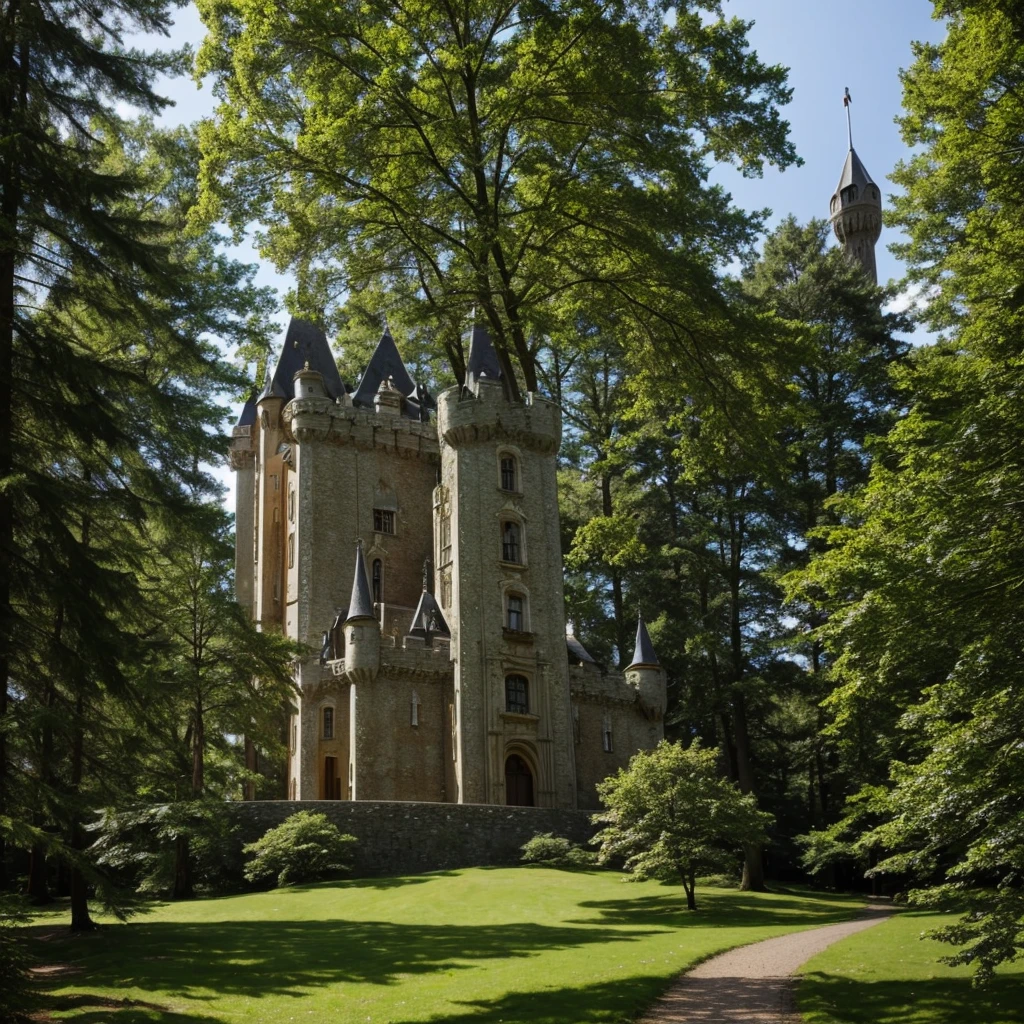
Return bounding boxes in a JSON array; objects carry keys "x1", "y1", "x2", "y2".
[
  {"x1": 288, "y1": 487, "x2": 295, "y2": 522},
  {"x1": 602, "y1": 715, "x2": 613, "y2": 753},
  {"x1": 290, "y1": 778, "x2": 296, "y2": 800},
  {"x1": 505, "y1": 674, "x2": 529, "y2": 715},
  {"x1": 372, "y1": 559, "x2": 383, "y2": 603},
  {"x1": 291, "y1": 722, "x2": 297, "y2": 752},
  {"x1": 500, "y1": 455, "x2": 517, "y2": 492},
  {"x1": 323, "y1": 706, "x2": 334, "y2": 740},
  {"x1": 288, "y1": 531, "x2": 295, "y2": 569},
  {"x1": 273, "y1": 506, "x2": 280, "y2": 523},
  {"x1": 507, "y1": 594, "x2": 524, "y2": 631},
  {"x1": 440, "y1": 572, "x2": 452, "y2": 609},
  {"x1": 440, "y1": 513, "x2": 452, "y2": 564},
  {"x1": 374, "y1": 508, "x2": 395, "y2": 534},
  {"x1": 502, "y1": 521, "x2": 521, "y2": 563},
  {"x1": 411, "y1": 691, "x2": 420, "y2": 727}
]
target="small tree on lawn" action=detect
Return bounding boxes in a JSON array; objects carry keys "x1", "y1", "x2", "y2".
[
  {"x1": 594, "y1": 740, "x2": 773, "y2": 910},
  {"x1": 243, "y1": 812, "x2": 356, "y2": 888}
]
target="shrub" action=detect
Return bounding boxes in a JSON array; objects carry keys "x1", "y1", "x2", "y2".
[
  {"x1": 0, "y1": 895, "x2": 33, "y2": 1022},
  {"x1": 243, "y1": 812, "x2": 356, "y2": 888},
  {"x1": 521, "y1": 832, "x2": 597, "y2": 869}
]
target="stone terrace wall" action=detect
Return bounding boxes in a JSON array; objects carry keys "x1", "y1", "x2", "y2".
[{"x1": 230, "y1": 800, "x2": 598, "y2": 877}]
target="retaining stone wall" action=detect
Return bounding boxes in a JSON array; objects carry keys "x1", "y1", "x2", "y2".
[{"x1": 230, "y1": 800, "x2": 598, "y2": 877}]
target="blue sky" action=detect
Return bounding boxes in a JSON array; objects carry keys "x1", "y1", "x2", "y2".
[{"x1": 153, "y1": 0, "x2": 946, "y2": 306}]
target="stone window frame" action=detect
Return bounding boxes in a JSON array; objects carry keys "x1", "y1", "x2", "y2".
[
  {"x1": 602, "y1": 712, "x2": 614, "y2": 753},
  {"x1": 501, "y1": 581, "x2": 531, "y2": 633},
  {"x1": 410, "y1": 689, "x2": 421, "y2": 727},
  {"x1": 498, "y1": 511, "x2": 527, "y2": 566},
  {"x1": 322, "y1": 704, "x2": 335, "y2": 740},
  {"x1": 497, "y1": 445, "x2": 523, "y2": 494},
  {"x1": 504, "y1": 672, "x2": 530, "y2": 715},
  {"x1": 372, "y1": 557, "x2": 384, "y2": 603},
  {"x1": 373, "y1": 507, "x2": 396, "y2": 535},
  {"x1": 288, "y1": 530, "x2": 295, "y2": 569}
]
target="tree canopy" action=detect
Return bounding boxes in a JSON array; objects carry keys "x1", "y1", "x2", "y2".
[{"x1": 195, "y1": 0, "x2": 798, "y2": 393}]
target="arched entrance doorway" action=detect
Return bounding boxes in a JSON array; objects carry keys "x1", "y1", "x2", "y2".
[{"x1": 505, "y1": 754, "x2": 534, "y2": 806}]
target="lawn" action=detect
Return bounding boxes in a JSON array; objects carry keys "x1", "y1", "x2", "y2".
[
  {"x1": 24, "y1": 867, "x2": 864, "y2": 1024},
  {"x1": 797, "y1": 910, "x2": 1024, "y2": 1024}
]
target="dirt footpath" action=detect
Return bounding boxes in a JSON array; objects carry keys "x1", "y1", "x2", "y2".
[{"x1": 637, "y1": 905, "x2": 891, "y2": 1023}]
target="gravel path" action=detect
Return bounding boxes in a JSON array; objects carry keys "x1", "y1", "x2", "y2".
[{"x1": 637, "y1": 904, "x2": 891, "y2": 1023}]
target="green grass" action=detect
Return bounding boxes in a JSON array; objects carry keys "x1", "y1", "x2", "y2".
[
  {"x1": 25, "y1": 867, "x2": 864, "y2": 1024},
  {"x1": 797, "y1": 911, "x2": 1024, "y2": 1024}
]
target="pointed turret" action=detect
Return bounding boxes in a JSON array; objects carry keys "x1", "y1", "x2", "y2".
[
  {"x1": 628, "y1": 614, "x2": 659, "y2": 668},
  {"x1": 829, "y1": 147, "x2": 882, "y2": 284},
  {"x1": 407, "y1": 590, "x2": 450, "y2": 641},
  {"x1": 465, "y1": 322, "x2": 503, "y2": 392},
  {"x1": 346, "y1": 540, "x2": 375, "y2": 622},
  {"x1": 236, "y1": 393, "x2": 257, "y2": 428},
  {"x1": 352, "y1": 327, "x2": 420, "y2": 416},
  {"x1": 625, "y1": 614, "x2": 665, "y2": 719},
  {"x1": 343, "y1": 541, "x2": 379, "y2": 684},
  {"x1": 263, "y1": 317, "x2": 346, "y2": 401}
]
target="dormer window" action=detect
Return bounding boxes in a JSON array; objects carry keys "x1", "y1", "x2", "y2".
[
  {"x1": 500, "y1": 454, "x2": 518, "y2": 492},
  {"x1": 373, "y1": 508, "x2": 395, "y2": 534},
  {"x1": 501, "y1": 521, "x2": 521, "y2": 563}
]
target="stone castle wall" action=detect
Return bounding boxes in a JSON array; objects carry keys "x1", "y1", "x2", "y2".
[{"x1": 230, "y1": 799, "x2": 598, "y2": 877}]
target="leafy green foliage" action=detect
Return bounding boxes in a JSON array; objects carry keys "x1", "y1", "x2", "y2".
[
  {"x1": 243, "y1": 813, "x2": 356, "y2": 888},
  {"x1": 593, "y1": 740, "x2": 771, "y2": 909},
  {"x1": 789, "y1": 0, "x2": 1024, "y2": 981},
  {"x1": 196, "y1": 0, "x2": 798, "y2": 392},
  {"x1": 520, "y1": 833, "x2": 597, "y2": 869}
]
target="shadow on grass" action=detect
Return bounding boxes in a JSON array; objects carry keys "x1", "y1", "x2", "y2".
[
  {"x1": 33, "y1": 917, "x2": 661, "y2": 1005},
  {"x1": 799, "y1": 973, "x2": 1024, "y2": 1024},
  {"x1": 572, "y1": 888, "x2": 862, "y2": 929}
]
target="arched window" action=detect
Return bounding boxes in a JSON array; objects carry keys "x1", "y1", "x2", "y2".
[
  {"x1": 505, "y1": 754, "x2": 534, "y2": 806},
  {"x1": 505, "y1": 674, "x2": 529, "y2": 715},
  {"x1": 500, "y1": 454, "x2": 518, "y2": 492},
  {"x1": 372, "y1": 559, "x2": 383, "y2": 603},
  {"x1": 506, "y1": 593, "x2": 525, "y2": 632},
  {"x1": 501, "y1": 520, "x2": 522, "y2": 563},
  {"x1": 323, "y1": 706, "x2": 334, "y2": 740}
]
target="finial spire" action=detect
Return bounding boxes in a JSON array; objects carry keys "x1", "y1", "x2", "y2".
[{"x1": 844, "y1": 87, "x2": 853, "y2": 150}]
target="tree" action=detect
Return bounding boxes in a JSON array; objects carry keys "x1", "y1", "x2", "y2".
[
  {"x1": 195, "y1": 0, "x2": 798, "y2": 392},
  {"x1": 790, "y1": 0, "x2": 1024, "y2": 978},
  {"x1": 243, "y1": 812, "x2": 356, "y2": 888},
  {"x1": 593, "y1": 740, "x2": 771, "y2": 910}
]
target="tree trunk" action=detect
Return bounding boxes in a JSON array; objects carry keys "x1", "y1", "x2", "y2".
[
  {"x1": 69, "y1": 691, "x2": 94, "y2": 932},
  {"x1": 172, "y1": 833, "x2": 192, "y2": 900},
  {"x1": 0, "y1": 0, "x2": 24, "y2": 889},
  {"x1": 27, "y1": 824, "x2": 50, "y2": 904}
]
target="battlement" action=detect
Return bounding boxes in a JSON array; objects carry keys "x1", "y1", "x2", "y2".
[
  {"x1": 437, "y1": 384, "x2": 560, "y2": 454},
  {"x1": 569, "y1": 663, "x2": 640, "y2": 707},
  {"x1": 284, "y1": 397, "x2": 439, "y2": 457}
]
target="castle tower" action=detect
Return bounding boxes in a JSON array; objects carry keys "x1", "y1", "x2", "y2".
[
  {"x1": 829, "y1": 147, "x2": 882, "y2": 284},
  {"x1": 625, "y1": 615, "x2": 666, "y2": 721},
  {"x1": 437, "y1": 325, "x2": 577, "y2": 808}
]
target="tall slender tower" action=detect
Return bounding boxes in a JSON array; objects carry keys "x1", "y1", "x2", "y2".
[{"x1": 829, "y1": 146, "x2": 882, "y2": 284}]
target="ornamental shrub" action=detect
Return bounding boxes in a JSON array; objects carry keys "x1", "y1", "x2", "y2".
[
  {"x1": 243, "y1": 812, "x2": 356, "y2": 888},
  {"x1": 520, "y1": 832, "x2": 597, "y2": 868}
]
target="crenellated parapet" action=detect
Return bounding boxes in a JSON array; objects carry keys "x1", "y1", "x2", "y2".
[{"x1": 437, "y1": 385, "x2": 560, "y2": 455}]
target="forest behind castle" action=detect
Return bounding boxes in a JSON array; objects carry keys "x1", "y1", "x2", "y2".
[{"x1": 0, "y1": 0, "x2": 1022, "y2": 989}]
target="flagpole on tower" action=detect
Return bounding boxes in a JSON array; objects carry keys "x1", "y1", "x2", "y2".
[{"x1": 844, "y1": 87, "x2": 853, "y2": 150}]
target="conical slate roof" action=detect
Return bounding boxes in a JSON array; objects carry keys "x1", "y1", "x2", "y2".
[
  {"x1": 627, "y1": 615, "x2": 659, "y2": 668},
  {"x1": 235, "y1": 393, "x2": 257, "y2": 428},
  {"x1": 566, "y1": 632, "x2": 597, "y2": 666},
  {"x1": 352, "y1": 328, "x2": 418, "y2": 413},
  {"x1": 407, "y1": 589, "x2": 450, "y2": 639},
  {"x1": 345, "y1": 541, "x2": 375, "y2": 622},
  {"x1": 263, "y1": 317, "x2": 346, "y2": 401},
  {"x1": 833, "y1": 148, "x2": 877, "y2": 197},
  {"x1": 465, "y1": 322, "x2": 502, "y2": 388}
]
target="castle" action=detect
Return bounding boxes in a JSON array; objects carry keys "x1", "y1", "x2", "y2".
[{"x1": 230, "y1": 321, "x2": 665, "y2": 810}]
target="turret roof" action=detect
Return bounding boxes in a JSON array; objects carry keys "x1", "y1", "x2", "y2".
[
  {"x1": 465, "y1": 322, "x2": 503, "y2": 388},
  {"x1": 352, "y1": 328, "x2": 423, "y2": 419},
  {"x1": 236, "y1": 393, "x2": 257, "y2": 427},
  {"x1": 566, "y1": 634, "x2": 597, "y2": 666},
  {"x1": 834, "y1": 147, "x2": 877, "y2": 196},
  {"x1": 263, "y1": 317, "x2": 346, "y2": 401},
  {"x1": 627, "y1": 614, "x2": 659, "y2": 668},
  {"x1": 407, "y1": 589, "x2": 450, "y2": 639},
  {"x1": 345, "y1": 541, "x2": 375, "y2": 622}
]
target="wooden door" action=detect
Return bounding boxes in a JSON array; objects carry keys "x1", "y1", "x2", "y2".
[{"x1": 505, "y1": 754, "x2": 534, "y2": 806}]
